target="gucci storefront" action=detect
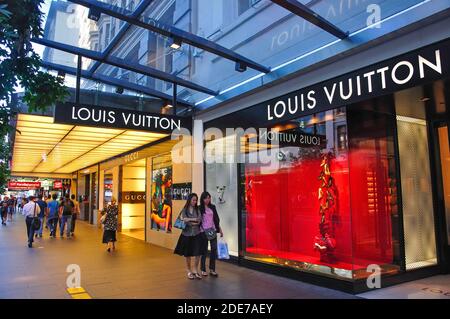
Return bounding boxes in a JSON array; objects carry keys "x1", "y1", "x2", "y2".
[
  {"x1": 57, "y1": 104, "x2": 193, "y2": 247},
  {"x1": 202, "y1": 39, "x2": 450, "y2": 292}
]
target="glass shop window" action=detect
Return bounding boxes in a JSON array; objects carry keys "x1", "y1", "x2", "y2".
[{"x1": 241, "y1": 100, "x2": 404, "y2": 279}]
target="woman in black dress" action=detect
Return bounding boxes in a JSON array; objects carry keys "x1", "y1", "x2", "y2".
[
  {"x1": 174, "y1": 193, "x2": 207, "y2": 280},
  {"x1": 102, "y1": 197, "x2": 118, "y2": 253}
]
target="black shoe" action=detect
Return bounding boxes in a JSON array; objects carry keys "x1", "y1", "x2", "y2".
[
  {"x1": 107, "y1": 248, "x2": 111, "y2": 253},
  {"x1": 28, "y1": 242, "x2": 32, "y2": 248}
]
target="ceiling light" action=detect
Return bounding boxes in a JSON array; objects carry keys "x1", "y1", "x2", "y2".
[
  {"x1": 169, "y1": 37, "x2": 182, "y2": 50},
  {"x1": 235, "y1": 61, "x2": 247, "y2": 72},
  {"x1": 420, "y1": 97, "x2": 430, "y2": 102},
  {"x1": 88, "y1": 7, "x2": 101, "y2": 21}
]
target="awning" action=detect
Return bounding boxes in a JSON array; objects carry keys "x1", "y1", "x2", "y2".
[{"x1": 11, "y1": 114, "x2": 167, "y2": 175}]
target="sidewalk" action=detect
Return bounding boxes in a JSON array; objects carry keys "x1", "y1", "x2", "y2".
[{"x1": 0, "y1": 214, "x2": 357, "y2": 299}]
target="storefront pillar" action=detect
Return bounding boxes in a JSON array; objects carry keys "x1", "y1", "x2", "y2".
[{"x1": 192, "y1": 119, "x2": 204, "y2": 195}]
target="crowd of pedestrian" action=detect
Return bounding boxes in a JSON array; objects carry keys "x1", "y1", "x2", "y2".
[
  {"x1": 1, "y1": 193, "x2": 80, "y2": 248},
  {"x1": 1, "y1": 195, "x2": 19, "y2": 226}
]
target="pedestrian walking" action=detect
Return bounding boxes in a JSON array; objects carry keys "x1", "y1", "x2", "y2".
[
  {"x1": 22, "y1": 196, "x2": 40, "y2": 248},
  {"x1": 47, "y1": 194, "x2": 59, "y2": 238},
  {"x1": 101, "y1": 197, "x2": 118, "y2": 252},
  {"x1": 7, "y1": 196, "x2": 14, "y2": 222},
  {"x1": 59, "y1": 194, "x2": 74, "y2": 238},
  {"x1": 34, "y1": 195, "x2": 47, "y2": 238},
  {"x1": 1, "y1": 198, "x2": 7, "y2": 226},
  {"x1": 17, "y1": 196, "x2": 23, "y2": 214},
  {"x1": 70, "y1": 194, "x2": 80, "y2": 236}
]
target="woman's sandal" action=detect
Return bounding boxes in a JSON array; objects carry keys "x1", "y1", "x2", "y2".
[
  {"x1": 210, "y1": 271, "x2": 218, "y2": 277},
  {"x1": 187, "y1": 272, "x2": 195, "y2": 280},
  {"x1": 194, "y1": 273, "x2": 202, "y2": 280},
  {"x1": 201, "y1": 271, "x2": 208, "y2": 276}
]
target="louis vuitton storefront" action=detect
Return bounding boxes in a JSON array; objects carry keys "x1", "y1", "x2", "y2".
[{"x1": 199, "y1": 38, "x2": 450, "y2": 292}]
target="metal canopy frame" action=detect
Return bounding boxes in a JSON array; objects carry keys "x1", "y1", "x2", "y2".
[
  {"x1": 271, "y1": 0, "x2": 348, "y2": 39},
  {"x1": 34, "y1": 0, "x2": 350, "y2": 108},
  {"x1": 89, "y1": 0, "x2": 153, "y2": 74},
  {"x1": 32, "y1": 37, "x2": 218, "y2": 96},
  {"x1": 41, "y1": 61, "x2": 193, "y2": 107},
  {"x1": 68, "y1": 0, "x2": 271, "y2": 74}
]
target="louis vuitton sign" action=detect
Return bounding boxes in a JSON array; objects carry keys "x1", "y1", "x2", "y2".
[{"x1": 54, "y1": 103, "x2": 191, "y2": 134}]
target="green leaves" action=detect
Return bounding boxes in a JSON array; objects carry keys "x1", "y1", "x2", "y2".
[
  {"x1": 23, "y1": 70, "x2": 69, "y2": 112},
  {"x1": 0, "y1": 0, "x2": 69, "y2": 190}
]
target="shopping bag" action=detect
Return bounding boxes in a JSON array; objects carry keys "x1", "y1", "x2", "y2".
[{"x1": 217, "y1": 238, "x2": 230, "y2": 260}]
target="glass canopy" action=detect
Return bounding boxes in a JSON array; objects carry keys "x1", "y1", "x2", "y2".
[{"x1": 34, "y1": 0, "x2": 448, "y2": 112}]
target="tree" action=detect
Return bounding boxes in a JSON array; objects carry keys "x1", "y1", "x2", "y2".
[{"x1": 0, "y1": 0, "x2": 68, "y2": 193}]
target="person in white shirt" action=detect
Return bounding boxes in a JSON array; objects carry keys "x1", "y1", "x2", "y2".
[{"x1": 22, "y1": 196, "x2": 40, "y2": 248}]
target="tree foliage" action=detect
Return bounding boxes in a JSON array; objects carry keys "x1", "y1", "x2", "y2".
[{"x1": 0, "y1": 0, "x2": 69, "y2": 193}]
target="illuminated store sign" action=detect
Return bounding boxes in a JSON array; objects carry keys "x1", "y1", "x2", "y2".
[
  {"x1": 205, "y1": 39, "x2": 450, "y2": 132},
  {"x1": 171, "y1": 183, "x2": 192, "y2": 200},
  {"x1": 53, "y1": 181, "x2": 63, "y2": 189},
  {"x1": 54, "y1": 103, "x2": 191, "y2": 134},
  {"x1": 121, "y1": 191, "x2": 146, "y2": 203},
  {"x1": 259, "y1": 130, "x2": 325, "y2": 148},
  {"x1": 8, "y1": 181, "x2": 41, "y2": 190},
  {"x1": 266, "y1": 40, "x2": 449, "y2": 122}
]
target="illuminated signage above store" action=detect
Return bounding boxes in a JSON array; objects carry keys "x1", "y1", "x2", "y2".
[
  {"x1": 171, "y1": 183, "x2": 192, "y2": 200},
  {"x1": 205, "y1": 39, "x2": 450, "y2": 130},
  {"x1": 259, "y1": 130, "x2": 325, "y2": 148},
  {"x1": 8, "y1": 181, "x2": 41, "y2": 190},
  {"x1": 54, "y1": 103, "x2": 191, "y2": 134},
  {"x1": 123, "y1": 152, "x2": 139, "y2": 163},
  {"x1": 53, "y1": 181, "x2": 62, "y2": 189},
  {"x1": 266, "y1": 40, "x2": 449, "y2": 123},
  {"x1": 121, "y1": 191, "x2": 146, "y2": 204}
]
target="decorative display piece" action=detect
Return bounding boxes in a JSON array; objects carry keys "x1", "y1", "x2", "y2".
[
  {"x1": 313, "y1": 152, "x2": 337, "y2": 263},
  {"x1": 216, "y1": 186, "x2": 226, "y2": 204},
  {"x1": 151, "y1": 165, "x2": 173, "y2": 233}
]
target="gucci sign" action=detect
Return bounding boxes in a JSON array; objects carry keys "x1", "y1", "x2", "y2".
[{"x1": 121, "y1": 191, "x2": 146, "y2": 203}]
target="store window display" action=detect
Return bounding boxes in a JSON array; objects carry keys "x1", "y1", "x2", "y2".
[{"x1": 241, "y1": 103, "x2": 404, "y2": 279}]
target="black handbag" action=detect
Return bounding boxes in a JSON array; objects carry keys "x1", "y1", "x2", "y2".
[
  {"x1": 32, "y1": 203, "x2": 41, "y2": 230},
  {"x1": 204, "y1": 228, "x2": 217, "y2": 241}
]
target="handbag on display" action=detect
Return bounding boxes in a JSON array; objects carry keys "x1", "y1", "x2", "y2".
[
  {"x1": 173, "y1": 212, "x2": 186, "y2": 230},
  {"x1": 204, "y1": 227, "x2": 217, "y2": 241},
  {"x1": 32, "y1": 203, "x2": 41, "y2": 230},
  {"x1": 217, "y1": 238, "x2": 230, "y2": 260}
]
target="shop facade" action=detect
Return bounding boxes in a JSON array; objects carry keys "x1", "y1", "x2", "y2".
[
  {"x1": 73, "y1": 135, "x2": 192, "y2": 249},
  {"x1": 197, "y1": 37, "x2": 450, "y2": 292}
]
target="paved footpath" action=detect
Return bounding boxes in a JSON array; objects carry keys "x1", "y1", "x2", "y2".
[{"x1": 0, "y1": 214, "x2": 359, "y2": 299}]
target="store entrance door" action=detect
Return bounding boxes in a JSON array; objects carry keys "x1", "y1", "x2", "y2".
[{"x1": 436, "y1": 124, "x2": 450, "y2": 273}]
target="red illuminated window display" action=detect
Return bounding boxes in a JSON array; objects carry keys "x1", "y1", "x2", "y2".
[{"x1": 242, "y1": 103, "x2": 401, "y2": 279}]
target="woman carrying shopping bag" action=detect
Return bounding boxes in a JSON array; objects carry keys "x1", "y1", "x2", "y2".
[{"x1": 199, "y1": 191, "x2": 223, "y2": 277}]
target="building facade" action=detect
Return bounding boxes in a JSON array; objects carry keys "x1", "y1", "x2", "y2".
[{"x1": 9, "y1": 0, "x2": 450, "y2": 293}]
